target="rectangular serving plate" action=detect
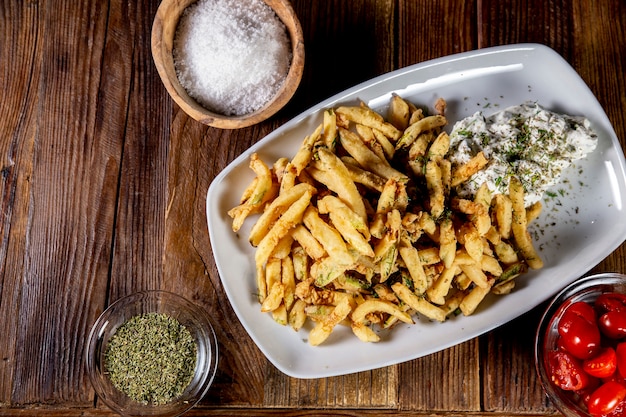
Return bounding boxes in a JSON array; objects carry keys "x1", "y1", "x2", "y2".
[{"x1": 207, "y1": 43, "x2": 626, "y2": 379}]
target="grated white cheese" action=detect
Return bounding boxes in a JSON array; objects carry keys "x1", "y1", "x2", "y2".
[
  {"x1": 448, "y1": 103, "x2": 598, "y2": 206},
  {"x1": 173, "y1": 0, "x2": 292, "y2": 117}
]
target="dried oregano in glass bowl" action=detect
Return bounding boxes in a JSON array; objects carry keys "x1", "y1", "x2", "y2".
[
  {"x1": 104, "y1": 312, "x2": 197, "y2": 405},
  {"x1": 86, "y1": 291, "x2": 218, "y2": 417}
]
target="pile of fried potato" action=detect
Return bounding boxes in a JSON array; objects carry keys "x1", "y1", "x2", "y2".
[{"x1": 228, "y1": 95, "x2": 544, "y2": 346}]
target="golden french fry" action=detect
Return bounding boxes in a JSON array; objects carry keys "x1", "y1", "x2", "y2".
[
  {"x1": 288, "y1": 299, "x2": 307, "y2": 331},
  {"x1": 481, "y1": 254, "x2": 503, "y2": 277},
  {"x1": 309, "y1": 296, "x2": 354, "y2": 346},
  {"x1": 407, "y1": 132, "x2": 434, "y2": 177},
  {"x1": 356, "y1": 124, "x2": 389, "y2": 165},
  {"x1": 261, "y1": 282, "x2": 284, "y2": 313},
  {"x1": 270, "y1": 234, "x2": 294, "y2": 260},
  {"x1": 509, "y1": 177, "x2": 544, "y2": 269},
  {"x1": 272, "y1": 304, "x2": 287, "y2": 325},
  {"x1": 426, "y1": 265, "x2": 460, "y2": 305},
  {"x1": 228, "y1": 154, "x2": 277, "y2": 232},
  {"x1": 388, "y1": 94, "x2": 411, "y2": 130},
  {"x1": 373, "y1": 210, "x2": 401, "y2": 281},
  {"x1": 372, "y1": 128, "x2": 396, "y2": 160},
  {"x1": 526, "y1": 201, "x2": 543, "y2": 223},
  {"x1": 335, "y1": 105, "x2": 401, "y2": 140},
  {"x1": 282, "y1": 256, "x2": 296, "y2": 310},
  {"x1": 338, "y1": 127, "x2": 408, "y2": 181},
  {"x1": 457, "y1": 222, "x2": 482, "y2": 263},
  {"x1": 310, "y1": 257, "x2": 349, "y2": 287},
  {"x1": 249, "y1": 182, "x2": 316, "y2": 246},
  {"x1": 311, "y1": 147, "x2": 368, "y2": 221},
  {"x1": 303, "y1": 205, "x2": 354, "y2": 267},
  {"x1": 255, "y1": 264, "x2": 267, "y2": 303},
  {"x1": 494, "y1": 241, "x2": 519, "y2": 264},
  {"x1": 459, "y1": 284, "x2": 492, "y2": 316},
  {"x1": 459, "y1": 262, "x2": 490, "y2": 289},
  {"x1": 290, "y1": 225, "x2": 326, "y2": 260},
  {"x1": 428, "y1": 132, "x2": 450, "y2": 161},
  {"x1": 396, "y1": 115, "x2": 447, "y2": 149},
  {"x1": 426, "y1": 159, "x2": 445, "y2": 218},
  {"x1": 351, "y1": 321, "x2": 382, "y2": 342},
  {"x1": 351, "y1": 299, "x2": 413, "y2": 325},
  {"x1": 317, "y1": 196, "x2": 373, "y2": 257},
  {"x1": 291, "y1": 245, "x2": 309, "y2": 282},
  {"x1": 494, "y1": 194, "x2": 513, "y2": 239},
  {"x1": 322, "y1": 109, "x2": 338, "y2": 151},
  {"x1": 255, "y1": 190, "x2": 314, "y2": 268},
  {"x1": 391, "y1": 282, "x2": 447, "y2": 322},
  {"x1": 439, "y1": 219, "x2": 456, "y2": 269},
  {"x1": 339, "y1": 157, "x2": 386, "y2": 192},
  {"x1": 292, "y1": 124, "x2": 323, "y2": 174},
  {"x1": 398, "y1": 242, "x2": 429, "y2": 295},
  {"x1": 451, "y1": 151, "x2": 488, "y2": 187}
]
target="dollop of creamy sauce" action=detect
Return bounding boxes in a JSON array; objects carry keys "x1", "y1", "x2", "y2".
[{"x1": 448, "y1": 103, "x2": 598, "y2": 206}]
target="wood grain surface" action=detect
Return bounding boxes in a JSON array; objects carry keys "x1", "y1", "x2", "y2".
[{"x1": 0, "y1": 0, "x2": 624, "y2": 416}]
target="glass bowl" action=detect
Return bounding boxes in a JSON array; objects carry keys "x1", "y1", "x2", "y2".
[
  {"x1": 535, "y1": 273, "x2": 626, "y2": 417},
  {"x1": 86, "y1": 290, "x2": 218, "y2": 417}
]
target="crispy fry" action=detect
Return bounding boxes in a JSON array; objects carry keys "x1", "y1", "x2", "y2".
[
  {"x1": 451, "y1": 151, "x2": 489, "y2": 187},
  {"x1": 396, "y1": 115, "x2": 447, "y2": 149},
  {"x1": 311, "y1": 147, "x2": 368, "y2": 221},
  {"x1": 228, "y1": 154, "x2": 277, "y2": 231},
  {"x1": 336, "y1": 105, "x2": 401, "y2": 140},
  {"x1": 249, "y1": 183, "x2": 316, "y2": 246},
  {"x1": 309, "y1": 296, "x2": 354, "y2": 346},
  {"x1": 339, "y1": 127, "x2": 408, "y2": 181},
  {"x1": 510, "y1": 177, "x2": 544, "y2": 269},
  {"x1": 391, "y1": 282, "x2": 447, "y2": 322},
  {"x1": 303, "y1": 206, "x2": 354, "y2": 267},
  {"x1": 255, "y1": 190, "x2": 314, "y2": 267},
  {"x1": 388, "y1": 94, "x2": 411, "y2": 130}
]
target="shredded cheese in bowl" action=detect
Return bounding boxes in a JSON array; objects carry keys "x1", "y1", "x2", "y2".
[{"x1": 448, "y1": 102, "x2": 598, "y2": 206}]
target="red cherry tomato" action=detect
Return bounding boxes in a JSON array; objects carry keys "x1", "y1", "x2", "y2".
[
  {"x1": 576, "y1": 377, "x2": 602, "y2": 407},
  {"x1": 567, "y1": 300, "x2": 598, "y2": 322},
  {"x1": 587, "y1": 381, "x2": 626, "y2": 417},
  {"x1": 558, "y1": 302, "x2": 602, "y2": 359},
  {"x1": 584, "y1": 347, "x2": 618, "y2": 378},
  {"x1": 547, "y1": 350, "x2": 590, "y2": 391},
  {"x1": 596, "y1": 293, "x2": 626, "y2": 314},
  {"x1": 599, "y1": 310, "x2": 626, "y2": 339},
  {"x1": 616, "y1": 343, "x2": 626, "y2": 379}
]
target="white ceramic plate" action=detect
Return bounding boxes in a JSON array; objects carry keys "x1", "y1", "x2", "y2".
[{"x1": 207, "y1": 43, "x2": 626, "y2": 379}]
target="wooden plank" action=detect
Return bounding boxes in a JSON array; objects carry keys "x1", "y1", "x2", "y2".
[
  {"x1": 397, "y1": 0, "x2": 476, "y2": 67},
  {"x1": 0, "y1": 0, "x2": 113, "y2": 405},
  {"x1": 482, "y1": 309, "x2": 554, "y2": 413},
  {"x1": 398, "y1": 340, "x2": 481, "y2": 411},
  {"x1": 0, "y1": 0, "x2": 43, "y2": 405},
  {"x1": 290, "y1": 0, "x2": 395, "y2": 107},
  {"x1": 106, "y1": 0, "x2": 171, "y2": 299}
]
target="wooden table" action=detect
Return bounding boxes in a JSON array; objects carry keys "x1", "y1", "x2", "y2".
[{"x1": 1, "y1": 0, "x2": 624, "y2": 416}]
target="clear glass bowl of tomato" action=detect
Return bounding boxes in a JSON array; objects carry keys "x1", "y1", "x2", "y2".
[{"x1": 535, "y1": 273, "x2": 626, "y2": 417}]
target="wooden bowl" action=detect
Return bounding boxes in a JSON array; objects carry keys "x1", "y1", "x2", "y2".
[{"x1": 151, "y1": 0, "x2": 304, "y2": 129}]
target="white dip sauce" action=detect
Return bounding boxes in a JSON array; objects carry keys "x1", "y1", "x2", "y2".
[{"x1": 448, "y1": 103, "x2": 598, "y2": 206}]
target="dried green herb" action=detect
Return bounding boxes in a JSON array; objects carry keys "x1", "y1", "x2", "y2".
[{"x1": 104, "y1": 313, "x2": 197, "y2": 405}]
